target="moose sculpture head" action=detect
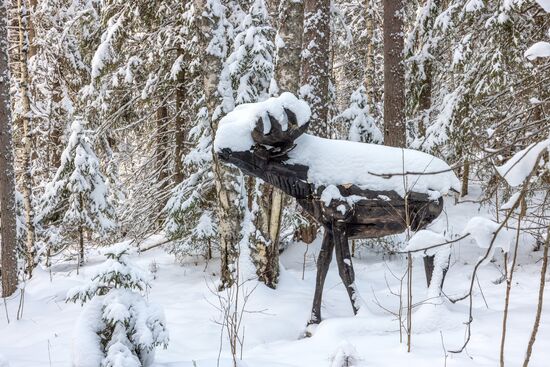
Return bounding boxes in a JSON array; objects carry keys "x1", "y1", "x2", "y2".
[{"x1": 214, "y1": 93, "x2": 460, "y2": 326}]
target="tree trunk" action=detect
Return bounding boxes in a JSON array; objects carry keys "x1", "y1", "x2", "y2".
[
  {"x1": 418, "y1": 58, "x2": 432, "y2": 138},
  {"x1": 252, "y1": 0, "x2": 307, "y2": 289},
  {"x1": 174, "y1": 49, "x2": 187, "y2": 184},
  {"x1": 301, "y1": 0, "x2": 331, "y2": 137},
  {"x1": 49, "y1": 79, "x2": 63, "y2": 171},
  {"x1": 364, "y1": 0, "x2": 376, "y2": 110},
  {"x1": 0, "y1": 1, "x2": 18, "y2": 297},
  {"x1": 156, "y1": 105, "x2": 170, "y2": 221},
  {"x1": 16, "y1": 0, "x2": 36, "y2": 276},
  {"x1": 196, "y1": 0, "x2": 241, "y2": 289},
  {"x1": 156, "y1": 105, "x2": 170, "y2": 189},
  {"x1": 383, "y1": 0, "x2": 406, "y2": 147},
  {"x1": 275, "y1": 0, "x2": 303, "y2": 95},
  {"x1": 250, "y1": 180, "x2": 280, "y2": 288},
  {"x1": 79, "y1": 193, "x2": 84, "y2": 266}
]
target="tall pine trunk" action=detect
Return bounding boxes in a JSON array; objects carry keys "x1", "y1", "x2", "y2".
[
  {"x1": 364, "y1": 0, "x2": 376, "y2": 110},
  {"x1": 0, "y1": 1, "x2": 18, "y2": 297},
  {"x1": 301, "y1": 0, "x2": 331, "y2": 137},
  {"x1": 383, "y1": 0, "x2": 406, "y2": 147},
  {"x1": 275, "y1": 0, "x2": 303, "y2": 95},
  {"x1": 16, "y1": 0, "x2": 36, "y2": 276}
]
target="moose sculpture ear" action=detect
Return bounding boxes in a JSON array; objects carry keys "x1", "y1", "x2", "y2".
[{"x1": 251, "y1": 107, "x2": 309, "y2": 149}]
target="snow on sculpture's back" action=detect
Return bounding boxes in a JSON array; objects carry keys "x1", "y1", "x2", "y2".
[
  {"x1": 215, "y1": 92, "x2": 460, "y2": 198},
  {"x1": 214, "y1": 93, "x2": 460, "y2": 327}
]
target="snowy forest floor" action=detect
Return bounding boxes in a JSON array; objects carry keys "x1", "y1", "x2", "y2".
[{"x1": 1, "y1": 188, "x2": 549, "y2": 367}]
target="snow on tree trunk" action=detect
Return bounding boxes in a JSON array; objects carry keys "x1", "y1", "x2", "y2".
[
  {"x1": 0, "y1": 1, "x2": 18, "y2": 297},
  {"x1": 383, "y1": 0, "x2": 406, "y2": 148},
  {"x1": 300, "y1": 0, "x2": 331, "y2": 138}
]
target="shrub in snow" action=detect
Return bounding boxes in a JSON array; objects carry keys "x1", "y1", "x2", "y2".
[
  {"x1": 330, "y1": 341, "x2": 360, "y2": 367},
  {"x1": 67, "y1": 244, "x2": 168, "y2": 367},
  {"x1": 36, "y1": 118, "x2": 116, "y2": 264}
]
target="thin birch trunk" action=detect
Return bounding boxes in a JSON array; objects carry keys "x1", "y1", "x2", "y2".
[{"x1": 196, "y1": 0, "x2": 241, "y2": 289}]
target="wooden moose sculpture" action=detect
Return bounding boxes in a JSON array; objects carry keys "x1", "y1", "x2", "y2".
[{"x1": 214, "y1": 93, "x2": 460, "y2": 326}]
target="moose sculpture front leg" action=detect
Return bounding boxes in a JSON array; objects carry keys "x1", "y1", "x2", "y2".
[
  {"x1": 309, "y1": 228, "x2": 335, "y2": 325},
  {"x1": 332, "y1": 220, "x2": 360, "y2": 315}
]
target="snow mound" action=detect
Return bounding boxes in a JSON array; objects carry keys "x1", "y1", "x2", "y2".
[
  {"x1": 536, "y1": 0, "x2": 550, "y2": 12},
  {"x1": 214, "y1": 92, "x2": 311, "y2": 152},
  {"x1": 463, "y1": 217, "x2": 511, "y2": 253},
  {"x1": 525, "y1": 41, "x2": 550, "y2": 60},
  {"x1": 330, "y1": 341, "x2": 361, "y2": 367},
  {"x1": 405, "y1": 229, "x2": 447, "y2": 256},
  {"x1": 496, "y1": 139, "x2": 550, "y2": 187}
]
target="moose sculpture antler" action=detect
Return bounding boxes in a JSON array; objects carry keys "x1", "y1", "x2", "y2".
[{"x1": 214, "y1": 93, "x2": 460, "y2": 326}]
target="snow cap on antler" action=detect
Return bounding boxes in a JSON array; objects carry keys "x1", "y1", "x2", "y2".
[{"x1": 214, "y1": 92, "x2": 311, "y2": 153}]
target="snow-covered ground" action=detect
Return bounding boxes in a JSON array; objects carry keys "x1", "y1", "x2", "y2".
[{"x1": 1, "y1": 192, "x2": 549, "y2": 367}]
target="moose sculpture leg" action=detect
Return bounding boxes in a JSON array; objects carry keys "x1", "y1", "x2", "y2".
[
  {"x1": 309, "y1": 220, "x2": 360, "y2": 326},
  {"x1": 332, "y1": 220, "x2": 360, "y2": 315},
  {"x1": 310, "y1": 228, "x2": 335, "y2": 325}
]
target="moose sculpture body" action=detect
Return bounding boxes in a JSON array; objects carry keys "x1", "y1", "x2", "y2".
[{"x1": 214, "y1": 93, "x2": 460, "y2": 325}]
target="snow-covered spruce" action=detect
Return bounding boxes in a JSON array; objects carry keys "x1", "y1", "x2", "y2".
[
  {"x1": 337, "y1": 85, "x2": 383, "y2": 144},
  {"x1": 67, "y1": 244, "x2": 168, "y2": 367},
  {"x1": 223, "y1": 0, "x2": 275, "y2": 106},
  {"x1": 36, "y1": 118, "x2": 116, "y2": 263},
  {"x1": 214, "y1": 93, "x2": 460, "y2": 198}
]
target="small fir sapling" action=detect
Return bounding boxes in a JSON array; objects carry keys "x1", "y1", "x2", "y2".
[
  {"x1": 67, "y1": 244, "x2": 168, "y2": 367},
  {"x1": 338, "y1": 86, "x2": 383, "y2": 144},
  {"x1": 36, "y1": 118, "x2": 116, "y2": 264},
  {"x1": 224, "y1": 0, "x2": 275, "y2": 105}
]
